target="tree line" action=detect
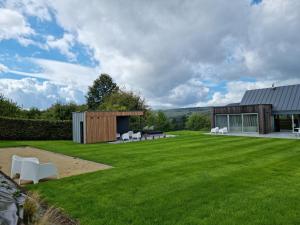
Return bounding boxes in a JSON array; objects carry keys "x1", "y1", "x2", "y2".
[{"x1": 0, "y1": 74, "x2": 210, "y2": 131}]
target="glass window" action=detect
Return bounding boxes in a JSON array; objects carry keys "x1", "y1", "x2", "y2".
[
  {"x1": 216, "y1": 115, "x2": 228, "y2": 128},
  {"x1": 243, "y1": 114, "x2": 258, "y2": 132},
  {"x1": 229, "y1": 115, "x2": 242, "y2": 132}
]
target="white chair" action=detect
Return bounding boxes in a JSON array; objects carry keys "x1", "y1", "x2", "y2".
[
  {"x1": 219, "y1": 127, "x2": 228, "y2": 134},
  {"x1": 121, "y1": 133, "x2": 130, "y2": 141},
  {"x1": 210, "y1": 127, "x2": 219, "y2": 134},
  {"x1": 116, "y1": 133, "x2": 121, "y2": 139},
  {"x1": 132, "y1": 132, "x2": 142, "y2": 140},
  {"x1": 128, "y1": 131, "x2": 133, "y2": 139},
  {"x1": 11, "y1": 155, "x2": 39, "y2": 179},
  {"x1": 19, "y1": 161, "x2": 58, "y2": 184},
  {"x1": 296, "y1": 129, "x2": 300, "y2": 137}
]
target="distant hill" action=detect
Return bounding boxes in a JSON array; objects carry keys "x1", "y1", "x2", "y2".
[{"x1": 159, "y1": 107, "x2": 211, "y2": 118}]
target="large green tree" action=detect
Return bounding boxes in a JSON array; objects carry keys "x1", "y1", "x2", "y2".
[
  {"x1": 99, "y1": 90, "x2": 148, "y2": 112},
  {"x1": 86, "y1": 74, "x2": 119, "y2": 109}
]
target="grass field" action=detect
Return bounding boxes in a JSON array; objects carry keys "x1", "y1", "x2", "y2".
[{"x1": 1, "y1": 131, "x2": 300, "y2": 225}]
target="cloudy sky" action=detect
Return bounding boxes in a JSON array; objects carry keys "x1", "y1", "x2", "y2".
[{"x1": 0, "y1": 0, "x2": 300, "y2": 109}]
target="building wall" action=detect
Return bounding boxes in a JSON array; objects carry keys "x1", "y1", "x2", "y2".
[
  {"x1": 211, "y1": 104, "x2": 272, "y2": 134},
  {"x1": 72, "y1": 112, "x2": 85, "y2": 143},
  {"x1": 85, "y1": 112, "x2": 117, "y2": 143},
  {"x1": 72, "y1": 111, "x2": 144, "y2": 144}
]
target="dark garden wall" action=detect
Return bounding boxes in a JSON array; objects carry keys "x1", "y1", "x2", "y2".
[{"x1": 0, "y1": 117, "x2": 72, "y2": 140}]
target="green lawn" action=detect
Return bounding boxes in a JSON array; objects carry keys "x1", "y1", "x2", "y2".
[{"x1": 1, "y1": 131, "x2": 300, "y2": 225}]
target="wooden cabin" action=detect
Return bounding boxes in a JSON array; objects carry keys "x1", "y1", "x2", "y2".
[
  {"x1": 211, "y1": 84, "x2": 300, "y2": 134},
  {"x1": 72, "y1": 111, "x2": 144, "y2": 144}
]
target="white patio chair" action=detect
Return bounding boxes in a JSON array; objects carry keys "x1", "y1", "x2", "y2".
[
  {"x1": 116, "y1": 133, "x2": 121, "y2": 139},
  {"x1": 19, "y1": 161, "x2": 58, "y2": 184},
  {"x1": 121, "y1": 133, "x2": 130, "y2": 141},
  {"x1": 297, "y1": 129, "x2": 300, "y2": 137},
  {"x1": 128, "y1": 131, "x2": 134, "y2": 139},
  {"x1": 11, "y1": 155, "x2": 39, "y2": 179},
  {"x1": 132, "y1": 132, "x2": 142, "y2": 140},
  {"x1": 210, "y1": 127, "x2": 219, "y2": 134},
  {"x1": 219, "y1": 127, "x2": 228, "y2": 134}
]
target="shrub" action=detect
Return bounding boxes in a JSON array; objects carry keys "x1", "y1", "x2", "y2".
[
  {"x1": 185, "y1": 113, "x2": 211, "y2": 131},
  {"x1": 0, "y1": 117, "x2": 72, "y2": 140}
]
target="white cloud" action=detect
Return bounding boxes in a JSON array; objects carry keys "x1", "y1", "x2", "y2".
[
  {"x1": 5, "y1": 58, "x2": 99, "y2": 89},
  {"x1": 4, "y1": 0, "x2": 51, "y2": 21},
  {"x1": 46, "y1": 33, "x2": 76, "y2": 60},
  {"x1": 0, "y1": 77, "x2": 85, "y2": 109},
  {"x1": 2, "y1": 0, "x2": 300, "y2": 108},
  {"x1": 207, "y1": 78, "x2": 300, "y2": 106},
  {"x1": 0, "y1": 8, "x2": 34, "y2": 43},
  {"x1": 0, "y1": 63, "x2": 8, "y2": 72}
]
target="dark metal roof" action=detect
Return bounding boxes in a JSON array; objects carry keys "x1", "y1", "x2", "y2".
[
  {"x1": 240, "y1": 84, "x2": 300, "y2": 113},
  {"x1": 226, "y1": 103, "x2": 240, "y2": 106}
]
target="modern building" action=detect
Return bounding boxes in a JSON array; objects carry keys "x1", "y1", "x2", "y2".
[
  {"x1": 72, "y1": 111, "x2": 144, "y2": 144},
  {"x1": 211, "y1": 84, "x2": 300, "y2": 134}
]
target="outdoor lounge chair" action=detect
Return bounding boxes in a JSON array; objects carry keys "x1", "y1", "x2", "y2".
[
  {"x1": 19, "y1": 160, "x2": 58, "y2": 184},
  {"x1": 122, "y1": 133, "x2": 130, "y2": 141},
  {"x1": 210, "y1": 127, "x2": 219, "y2": 134},
  {"x1": 132, "y1": 132, "x2": 142, "y2": 140},
  {"x1": 128, "y1": 131, "x2": 134, "y2": 139},
  {"x1": 11, "y1": 155, "x2": 39, "y2": 179},
  {"x1": 219, "y1": 127, "x2": 228, "y2": 134}
]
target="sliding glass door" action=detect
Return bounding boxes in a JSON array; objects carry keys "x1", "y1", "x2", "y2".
[
  {"x1": 215, "y1": 115, "x2": 228, "y2": 128},
  {"x1": 243, "y1": 114, "x2": 258, "y2": 132},
  {"x1": 229, "y1": 115, "x2": 242, "y2": 132},
  {"x1": 215, "y1": 113, "x2": 259, "y2": 133}
]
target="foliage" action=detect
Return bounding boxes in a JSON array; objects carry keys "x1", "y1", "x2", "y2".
[
  {"x1": 185, "y1": 113, "x2": 210, "y2": 130},
  {"x1": 99, "y1": 90, "x2": 148, "y2": 112},
  {"x1": 155, "y1": 111, "x2": 171, "y2": 131},
  {"x1": 23, "y1": 107, "x2": 42, "y2": 119},
  {"x1": 1, "y1": 132, "x2": 300, "y2": 225},
  {"x1": 0, "y1": 117, "x2": 72, "y2": 140},
  {"x1": 169, "y1": 115, "x2": 187, "y2": 130},
  {"x1": 24, "y1": 191, "x2": 40, "y2": 224},
  {"x1": 0, "y1": 94, "x2": 21, "y2": 117},
  {"x1": 86, "y1": 74, "x2": 119, "y2": 110},
  {"x1": 42, "y1": 102, "x2": 87, "y2": 121},
  {"x1": 144, "y1": 111, "x2": 171, "y2": 131}
]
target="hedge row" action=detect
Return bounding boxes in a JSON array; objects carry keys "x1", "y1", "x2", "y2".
[{"x1": 0, "y1": 117, "x2": 72, "y2": 140}]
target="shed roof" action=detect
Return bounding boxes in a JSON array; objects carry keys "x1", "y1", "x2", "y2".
[
  {"x1": 240, "y1": 84, "x2": 300, "y2": 113},
  {"x1": 74, "y1": 111, "x2": 144, "y2": 117}
]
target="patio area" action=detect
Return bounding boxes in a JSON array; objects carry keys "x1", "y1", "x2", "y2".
[
  {"x1": 109, "y1": 134, "x2": 176, "y2": 144},
  {"x1": 207, "y1": 132, "x2": 300, "y2": 139}
]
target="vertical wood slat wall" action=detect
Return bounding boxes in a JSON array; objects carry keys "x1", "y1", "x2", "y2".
[
  {"x1": 85, "y1": 112, "x2": 116, "y2": 143},
  {"x1": 83, "y1": 111, "x2": 143, "y2": 144}
]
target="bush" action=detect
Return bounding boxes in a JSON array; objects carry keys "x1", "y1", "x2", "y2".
[
  {"x1": 144, "y1": 111, "x2": 171, "y2": 132},
  {"x1": 185, "y1": 113, "x2": 210, "y2": 131},
  {"x1": 0, "y1": 117, "x2": 72, "y2": 140}
]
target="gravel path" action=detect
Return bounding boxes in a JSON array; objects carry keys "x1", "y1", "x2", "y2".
[{"x1": 0, "y1": 147, "x2": 111, "y2": 183}]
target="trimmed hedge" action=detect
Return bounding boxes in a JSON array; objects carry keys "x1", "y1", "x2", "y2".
[{"x1": 0, "y1": 117, "x2": 72, "y2": 140}]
